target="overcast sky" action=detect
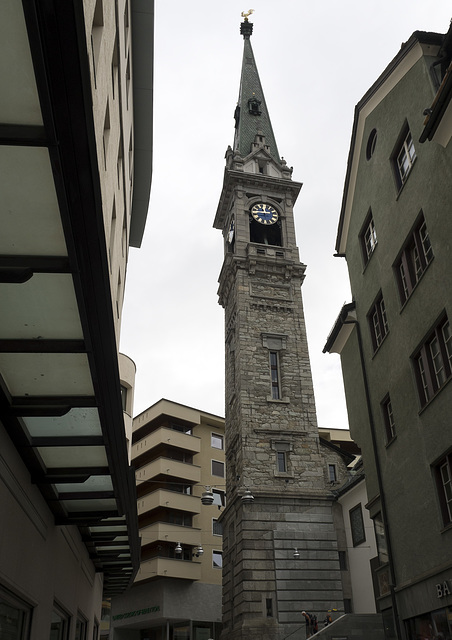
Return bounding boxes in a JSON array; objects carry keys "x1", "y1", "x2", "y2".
[{"x1": 120, "y1": 1, "x2": 451, "y2": 429}]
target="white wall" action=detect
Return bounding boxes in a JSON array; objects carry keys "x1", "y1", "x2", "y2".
[{"x1": 339, "y1": 478, "x2": 377, "y2": 613}]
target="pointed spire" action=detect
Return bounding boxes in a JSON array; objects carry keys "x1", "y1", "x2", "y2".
[{"x1": 233, "y1": 16, "x2": 281, "y2": 163}]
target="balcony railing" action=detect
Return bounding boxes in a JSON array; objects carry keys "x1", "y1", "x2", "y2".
[
  {"x1": 136, "y1": 556, "x2": 201, "y2": 582},
  {"x1": 136, "y1": 457, "x2": 201, "y2": 484},
  {"x1": 133, "y1": 427, "x2": 201, "y2": 459},
  {"x1": 137, "y1": 489, "x2": 200, "y2": 517},
  {"x1": 140, "y1": 522, "x2": 200, "y2": 547}
]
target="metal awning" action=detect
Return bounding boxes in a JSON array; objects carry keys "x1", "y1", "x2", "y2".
[{"x1": 0, "y1": 0, "x2": 140, "y2": 596}]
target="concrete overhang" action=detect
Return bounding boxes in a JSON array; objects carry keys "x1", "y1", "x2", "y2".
[
  {"x1": 323, "y1": 302, "x2": 357, "y2": 355},
  {"x1": 0, "y1": 0, "x2": 145, "y2": 596},
  {"x1": 129, "y1": 0, "x2": 154, "y2": 248}
]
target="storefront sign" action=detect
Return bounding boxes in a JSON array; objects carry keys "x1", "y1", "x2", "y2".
[
  {"x1": 113, "y1": 606, "x2": 160, "y2": 621},
  {"x1": 436, "y1": 580, "x2": 451, "y2": 598}
]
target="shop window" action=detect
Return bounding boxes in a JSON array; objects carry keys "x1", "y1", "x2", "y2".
[
  {"x1": 413, "y1": 316, "x2": 452, "y2": 407},
  {"x1": 395, "y1": 214, "x2": 433, "y2": 304},
  {"x1": 349, "y1": 503, "x2": 366, "y2": 547},
  {"x1": 434, "y1": 452, "x2": 452, "y2": 526},
  {"x1": 368, "y1": 292, "x2": 389, "y2": 352}
]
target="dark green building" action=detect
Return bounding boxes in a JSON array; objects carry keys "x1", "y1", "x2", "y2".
[{"x1": 324, "y1": 23, "x2": 452, "y2": 640}]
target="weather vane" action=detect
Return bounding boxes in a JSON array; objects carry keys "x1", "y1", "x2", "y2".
[{"x1": 241, "y1": 9, "x2": 254, "y2": 22}]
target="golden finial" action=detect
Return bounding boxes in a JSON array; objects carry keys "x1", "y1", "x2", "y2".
[{"x1": 241, "y1": 9, "x2": 254, "y2": 22}]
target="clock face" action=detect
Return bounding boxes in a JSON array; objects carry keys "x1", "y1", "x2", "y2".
[{"x1": 251, "y1": 203, "x2": 278, "y2": 225}]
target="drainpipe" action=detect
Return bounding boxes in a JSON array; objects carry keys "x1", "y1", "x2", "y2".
[{"x1": 343, "y1": 317, "x2": 402, "y2": 640}]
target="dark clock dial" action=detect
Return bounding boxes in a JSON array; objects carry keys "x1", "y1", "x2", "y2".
[{"x1": 251, "y1": 203, "x2": 278, "y2": 225}]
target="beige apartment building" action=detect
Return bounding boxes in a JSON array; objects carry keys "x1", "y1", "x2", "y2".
[
  {"x1": 110, "y1": 399, "x2": 225, "y2": 640},
  {"x1": 0, "y1": 1, "x2": 153, "y2": 638}
]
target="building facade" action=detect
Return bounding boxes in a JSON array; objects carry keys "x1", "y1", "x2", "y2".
[
  {"x1": 110, "y1": 399, "x2": 225, "y2": 640},
  {"x1": 324, "y1": 23, "x2": 452, "y2": 640},
  {"x1": 213, "y1": 18, "x2": 355, "y2": 640},
  {"x1": 0, "y1": 1, "x2": 153, "y2": 638}
]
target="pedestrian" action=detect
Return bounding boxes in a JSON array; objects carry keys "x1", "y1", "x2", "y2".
[{"x1": 302, "y1": 611, "x2": 316, "y2": 638}]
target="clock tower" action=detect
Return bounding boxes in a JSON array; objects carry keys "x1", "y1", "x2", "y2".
[{"x1": 214, "y1": 17, "x2": 347, "y2": 640}]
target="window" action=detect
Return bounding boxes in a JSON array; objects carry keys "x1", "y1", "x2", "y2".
[
  {"x1": 211, "y1": 460, "x2": 225, "y2": 478},
  {"x1": 338, "y1": 550, "x2": 347, "y2": 570},
  {"x1": 49, "y1": 606, "x2": 70, "y2": 640},
  {"x1": 395, "y1": 215, "x2": 433, "y2": 304},
  {"x1": 392, "y1": 126, "x2": 416, "y2": 189},
  {"x1": 328, "y1": 464, "x2": 337, "y2": 483},
  {"x1": 360, "y1": 211, "x2": 377, "y2": 264},
  {"x1": 277, "y1": 451, "x2": 286, "y2": 473},
  {"x1": 413, "y1": 316, "x2": 452, "y2": 406},
  {"x1": 211, "y1": 433, "x2": 224, "y2": 450},
  {"x1": 75, "y1": 616, "x2": 87, "y2": 640},
  {"x1": 270, "y1": 351, "x2": 281, "y2": 399},
  {"x1": 212, "y1": 489, "x2": 226, "y2": 507},
  {"x1": 213, "y1": 518, "x2": 223, "y2": 536},
  {"x1": 212, "y1": 551, "x2": 223, "y2": 569},
  {"x1": 366, "y1": 128, "x2": 377, "y2": 160},
  {"x1": 168, "y1": 512, "x2": 192, "y2": 527},
  {"x1": 381, "y1": 395, "x2": 396, "y2": 443},
  {"x1": 373, "y1": 513, "x2": 388, "y2": 564},
  {"x1": 434, "y1": 452, "x2": 452, "y2": 526},
  {"x1": 120, "y1": 384, "x2": 128, "y2": 412},
  {"x1": 0, "y1": 587, "x2": 32, "y2": 640},
  {"x1": 349, "y1": 504, "x2": 366, "y2": 546},
  {"x1": 273, "y1": 441, "x2": 291, "y2": 476},
  {"x1": 368, "y1": 293, "x2": 388, "y2": 352}
]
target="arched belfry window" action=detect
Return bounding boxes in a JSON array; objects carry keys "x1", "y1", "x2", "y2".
[{"x1": 249, "y1": 204, "x2": 282, "y2": 246}]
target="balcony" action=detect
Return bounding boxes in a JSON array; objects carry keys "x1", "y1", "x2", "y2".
[
  {"x1": 136, "y1": 457, "x2": 201, "y2": 484},
  {"x1": 140, "y1": 522, "x2": 200, "y2": 548},
  {"x1": 137, "y1": 489, "x2": 200, "y2": 517},
  {"x1": 136, "y1": 556, "x2": 201, "y2": 582},
  {"x1": 133, "y1": 427, "x2": 201, "y2": 459}
]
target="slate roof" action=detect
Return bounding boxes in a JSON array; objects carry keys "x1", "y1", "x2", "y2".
[{"x1": 233, "y1": 24, "x2": 281, "y2": 162}]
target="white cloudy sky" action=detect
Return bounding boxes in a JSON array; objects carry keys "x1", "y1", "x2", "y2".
[{"x1": 120, "y1": 1, "x2": 451, "y2": 429}]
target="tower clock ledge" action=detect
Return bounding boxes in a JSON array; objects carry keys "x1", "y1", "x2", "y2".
[{"x1": 213, "y1": 170, "x2": 302, "y2": 231}]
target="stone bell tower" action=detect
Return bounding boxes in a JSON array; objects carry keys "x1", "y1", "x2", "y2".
[{"x1": 213, "y1": 16, "x2": 347, "y2": 640}]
